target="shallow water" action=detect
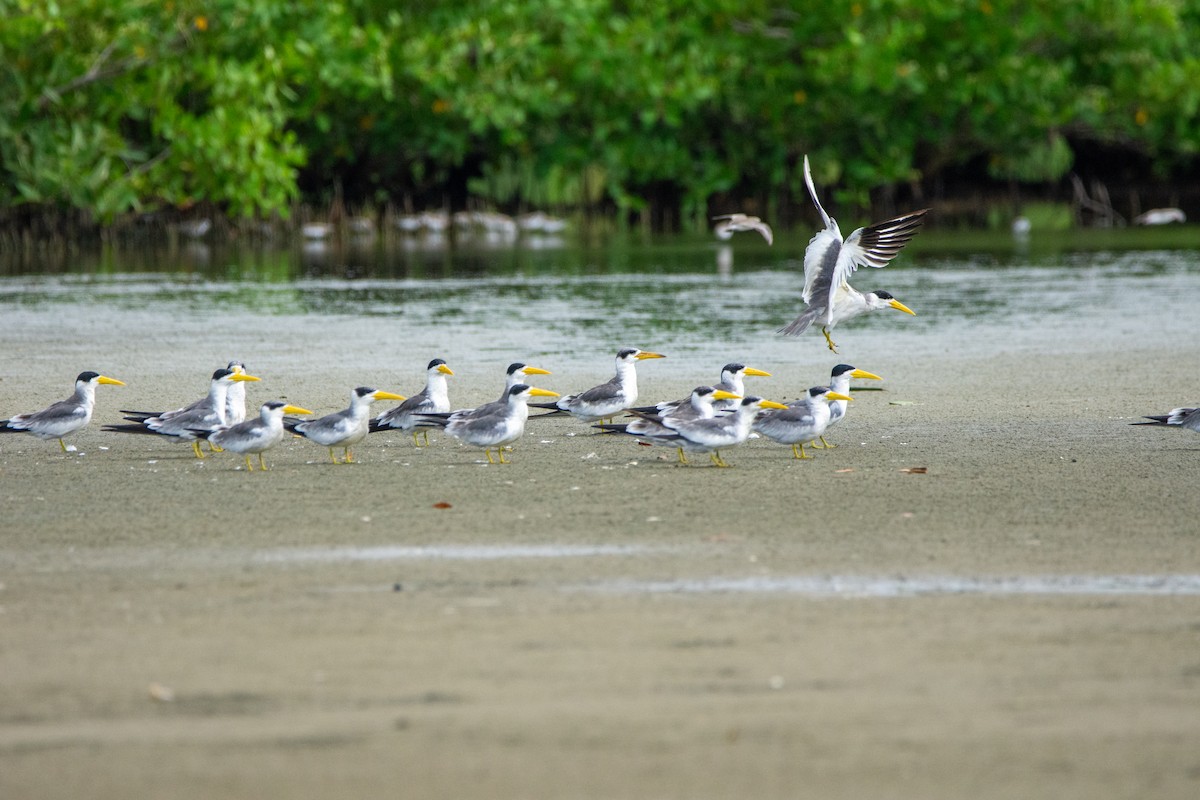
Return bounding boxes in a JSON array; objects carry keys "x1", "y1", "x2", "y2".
[{"x1": 2, "y1": 228, "x2": 1199, "y2": 377}]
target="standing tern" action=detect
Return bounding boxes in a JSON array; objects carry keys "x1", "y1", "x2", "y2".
[
  {"x1": 193, "y1": 400, "x2": 313, "y2": 471},
  {"x1": 417, "y1": 384, "x2": 560, "y2": 463},
  {"x1": 595, "y1": 387, "x2": 741, "y2": 463},
  {"x1": 420, "y1": 362, "x2": 553, "y2": 424},
  {"x1": 286, "y1": 387, "x2": 406, "y2": 463},
  {"x1": 532, "y1": 348, "x2": 665, "y2": 422},
  {"x1": 224, "y1": 360, "x2": 250, "y2": 424},
  {"x1": 371, "y1": 358, "x2": 454, "y2": 446},
  {"x1": 817, "y1": 363, "x2": 883, "y2": 447},
  {"x1": 647, "y1": 396, "x2": 789, "y2": 467},
  {"x1": 103, "y1": 368, "x2": 261, "y2": 458},
  {"x1": 634, "y1": 363, "x2": 771, "y2": 417},
  {"x1": 1, "y1": 371, "x2": 125, "y2": 451},
  {"x1": 1134, "y1": 407, "x2": 1200, "y2": 433},
  {"x1": 713, "y1": 214, "x2": 774, "y2": 245},
  {"x1": 780, "y1": 155, "x2": 927, "y2": 352},
  {"x1": 753, "y1": 386, "x2": 854, "y2": 459}
]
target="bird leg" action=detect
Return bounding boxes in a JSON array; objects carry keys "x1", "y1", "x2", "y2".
[
  {"x1": 709, "y1": 450, "x2": 730, "y2": 468},
  {"x1": 58, "y1": 438, "x2": 68, "y2": 452},
  {"x1": 819, "y1": 435, "x2": 836, "y2": 448},
  {"x1": 258, "y1": 453, "x2": 269, "y2": 471},
  {"x1": 498, "y1": 448, "x2": 510, "y2": 464},
  {"x1": 421, "y1": 430, "x2": 431, "y2": 446},
  {"x1": 328, "y1": 448, "x2": 340, "y2": 464},
  {"x1": 411, "y1": 431, "x2": 423, "y2": 447},
  {"x1": 208, "y1": 441, "x2": 224, "y2": 452},
  {"x1": 344, "y1": 447, "x2": 354, "y2": 463},
  {"x1": 791, "y1": 443, "x2": 811, "y2": 460},
  {"x1": 822, "y1": 327, "x2": 839, "y2": 353},
  {"x1": 244, "y1": 455, "x2": 255, "y2": 471},
  {"x1": 191, "y1": 440, "x2": 206, "y2": 459},
  {"x1": 485, "y1": 448, "x2": 496, "y2": 464},
  {"x1": 676, "y1": 447, "x2": 688, "y2": 464}
]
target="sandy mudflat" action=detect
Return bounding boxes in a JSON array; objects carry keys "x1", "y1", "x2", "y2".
[{"x1": 2, "y1": 293, "x2": 1200, "y2": 799}]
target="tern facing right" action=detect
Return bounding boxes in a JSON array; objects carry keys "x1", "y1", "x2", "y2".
[
  {"x1": 602, "y1": 395, "x2": 786, "y2": 467},
  {"x1": 635, "y1": 363, "x2": 770, "y2": 417},
  {"x1": 194, "y1": 400, "x2": 313, "y2": 471},
  {"x1": 534, "y1": 348, "x2": 664, "y2": 422},
  {"x1": 371, "y1": 358, "x2": 454, "y2": 446},
  {"x1": 104, "y1": 368, "x2": 261, "y2": 458},
  {"x1": 595, "y1": 387, "x2": 741, "y2": 463},
  {"x1": 1, "y1": 371, "x2": 125, "y2": 451},
  {"x1": 419, "y1": 384, "x2": 560, "y2": 463},
  {"x1": 780, "y1": 155, "x2": 926, "y2": 352},
  {"x1": 1134, "y1": 407, "x2": 1200, "y2": 433},
  {"x1": 818, "y1": 363, "x2": 883, "y2": 447},
  {"x1": 753, "y1": 386, "x2": 854, "y2": 459},
  {"x1": 286, "y1": 387, "x2": 406, "y2": 463}
]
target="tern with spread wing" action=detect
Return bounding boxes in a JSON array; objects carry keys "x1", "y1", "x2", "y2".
[
  {"x1": 713, "y1": 214, "x2": 773, "y2": 245},
  {"x1": 780, "y1": 155, "x2": 926, "y2": 352},
  {"x1": 2, "y1": 371, "x2": 125, "y2": 451}
]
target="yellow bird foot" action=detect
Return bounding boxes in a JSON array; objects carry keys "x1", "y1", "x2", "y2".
[
  {"x1": 498, "y1": 448, "x2": 510, "y2": 464},
  {"x1": 192, "y1": 441, "x2": 206, "y2": 459},
  {"x1": 58, "y1": 438, "x2": 68, "y2": 452},
  {"x1": 819, "y1": 436, "x2": 836, "y2": 448},
  {"x1": 485, "y1": 449, "x2": 496, "y2": 464},
  {"x1": 822, "y1": 327, "x2": 839, "y2": 353},
  {"x1": 344, "y1": 449, "x2": 355, "y2": 463},
  {"x1": 709, "y1": 451, "x2": 730, "y2": 468},
  {"x1": 258, "y1": 453, "x2": 269, "y2": 471},
  {"x1": 676, "y1": 447, "x2": 688, "y2": 464},
  {"x1": 244, "y1": 455, "x2": 256, "y2": 471},
  {"x1": 791, "y1": 443, "x2": 811, "y2": 460}
]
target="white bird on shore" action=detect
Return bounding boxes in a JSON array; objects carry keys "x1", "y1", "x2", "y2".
[
  {"x1": 1, "y1": 371, "x2": 125, "y2": 451},
  {"x1": 421, "y1": 362, "x2": 553, "y2": 425},
  {"x1": 713, "y1": 214, "x2": 774, "y2": 245},
  {"x1": 194, "y1": 401, "x2": 313, "y2": 471},
  {"x1": 1134, "y1": 406, "x2": 1200, "y2": 433},
  {"x1": 780, "y1": 155, "x2": 926, "y2": 352},
  {"x1": 595, "y1": 387, "x2": 741, "y2": 463},
  {"x1": 286, "y1": 387, "x2": 406, "y2": 464},
  {"x1": 532, "y1": 348, "x2": 665, "y2": 423},
  {"x1": 632, "y1": 363, "x2": 770, "y2": 417},
  {"x1": 104, "y1": 368, "x2": 261, "y2": 458},
  {"x1": 371, "y1": 358, "x2": 454, "y2": 446},
  {"x1": 753, "y1": 386, "x2": 854, "y2": 459},
  {"x1": 817, "y1": 363, "x2": 883, "y2": 448},
  {"x1": 417, "y1": 384, "x2": 560, "y2": 464},
  {"x1": 637, "y1": 395, "x2": 788, "y2": 467}
]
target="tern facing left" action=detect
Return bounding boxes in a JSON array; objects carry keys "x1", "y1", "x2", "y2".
[
  {"x1": 287, "y1": 387, "x2": 406, "y2": 463},
  {"x1": 780, "y1": 155, "x2": 926, "y2": 352},
  {"x1": 713, "y1": 214, "x2": 773, "y2": 245},
  {"x1": 194, "y1": 400, "x2": 313, "y2": 471},
  {"x1": 1, "y1": 371, "x2": 125, "y2": 451},
  {"x1": 418, "y1": 384, "x2": 560, "y2": 464},
  {"x1": 535, "y1": 348, "x2": 665, "y2": 422}
]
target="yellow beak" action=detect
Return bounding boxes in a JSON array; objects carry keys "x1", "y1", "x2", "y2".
[
  {"x1": 437, "y1": 364, "x2": 455, "y2": 375},
  {"x1": 635, "y1": 351, "x2": 666, "y2": 360},
  {"x1": 711, "y1": 390, "x2": 742, "y2": 401},
  {"x1": 743, "y1": 367, "x2": 772, "y2": 377},
  {"x1": 521, "y1": 366, "x2": 552, "y2": 376},
  {"x1": 98, "y1": 376, "x2": 125, "y2": 386},
  {"x1": 826, "y1": 391, "x2": 854, "y2": 402},
  {"x1": 527, "y1": 387, "x2": 560, "y2": 398},
  {"x1": 282, "y1": 404, "x2": 313, "y2": 415},
  {"x1": 888, "y1": 299, "x2": 916, "y2": 316},
  {"x1": 231, "y1": 373, "x2": 261, "y2": 383},
  {"x1": 758, "y1": 400, "x2": 789, "y2": 411},
  {"x1": 850, "y1": 369, "x2": 883, "y2": 381},
  {"x1": 374, "y1": 391, "x2": 406, "y2": 401}
]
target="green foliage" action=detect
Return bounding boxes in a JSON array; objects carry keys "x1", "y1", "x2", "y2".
[{"x1": 1, "y1": 0, "x2": 1198, "y2": 226}]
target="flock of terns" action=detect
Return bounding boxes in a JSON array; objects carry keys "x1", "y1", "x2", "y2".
[{"x1": 3, "y1": 156, "x2": 1195, "y2": 468}]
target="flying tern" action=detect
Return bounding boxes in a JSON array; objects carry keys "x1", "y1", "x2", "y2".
[{"x1": 780, "y1": 155, "x2": 926, "y2": 352}]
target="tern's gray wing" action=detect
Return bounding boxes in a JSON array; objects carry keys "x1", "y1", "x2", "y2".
[{"x1": 293, "y1": 411, "x2": 359, "y2": 445}]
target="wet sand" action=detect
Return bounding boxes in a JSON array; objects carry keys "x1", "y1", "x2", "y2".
[{"x1": 3, "y1": 294, "x2": 1200, "y2": 799}]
